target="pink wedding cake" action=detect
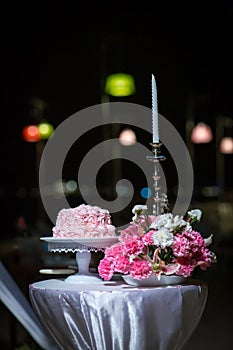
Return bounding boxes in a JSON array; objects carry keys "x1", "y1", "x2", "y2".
[{"x1": 52, "y1": 204, "x2": 116, "y2": 238}]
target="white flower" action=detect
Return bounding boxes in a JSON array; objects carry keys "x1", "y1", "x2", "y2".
[
  {"x1": 132, "y1": 205, "x2": 148, "y2": 221},
  {"x1": 164, "y1": 215, "x2": 187, "y2": 230},
  {"x1": 204, "y1": 234, "x2": 213, "y2": 246},
  {"x1": 150, "y1": 213, "x2": 187, "y2": 232},
  {"x1": 132, "y1": 205, "x2": 147, "y2": 214},
  {"x1": 150, "y1": 213, "x2": 173, "y2": 230},
  {"x1": 188, "y1": 209, "x2": 202, "y2": 221},
  {"x1": 185, "y1": 222, "x2": 193, "y2": 232},
  {"x1": 152, "y1": 228, "x2": 174, "y2": 248}
]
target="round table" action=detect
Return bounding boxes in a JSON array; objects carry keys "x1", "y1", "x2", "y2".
[{"x1": 29, "y1": 278, "x2": 208, "y2": 350}]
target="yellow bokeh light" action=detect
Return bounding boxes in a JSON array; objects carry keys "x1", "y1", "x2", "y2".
[{"x1": 38, "y1": 122, "x2": 54, "y2": 139}]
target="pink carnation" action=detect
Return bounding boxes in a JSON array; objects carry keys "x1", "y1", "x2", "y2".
[
  {"x1": 98, "y1": 258, "x2": 115, "y2": 280},
  {"x1": 114, "y1": 255, "x2": 131, "y2": 274},
  {"x1": 104, "y1": 243, "x2": 124, "y2": 261},
  {"x1": 175, "y1": 264, "x2": 194, "y2": 278},
  {"x1": 122, "y1": 237, "x2": 144, "y2": 256},
  {"x1": 172, "y1": 230, "x2": 212, "y2": 277},
  {"x1": 130, "y1": 259, "x2": 152, "y2": 280},
  {"x1": 142, "y1": 230, "x2": 155, "y2": 245}
]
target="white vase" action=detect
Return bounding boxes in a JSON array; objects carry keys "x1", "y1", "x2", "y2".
[{"x1": 122, "y1": 274, "x2": 187, "y2": 287}]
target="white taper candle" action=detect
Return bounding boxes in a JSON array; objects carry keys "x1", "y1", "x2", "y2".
[{"x1": 152, "y1": 74, "x2": 159, "y2": 143}]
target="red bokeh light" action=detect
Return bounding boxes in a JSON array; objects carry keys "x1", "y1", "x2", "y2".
[{"x1": 22, "y1": 125, "x2": 41, "y2": 142}]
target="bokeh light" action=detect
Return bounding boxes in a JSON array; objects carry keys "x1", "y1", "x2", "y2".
[
  {"x1": 220, "y1": 137, "x2": 233, "y2": 154},
  {"x1": 38, "y1": 122, "x2": 54, "y2": 139},
  {"x1": 191, "y1": 122, "x2": 213, "y2": 144},
  {"x1": 65, "y1": 180, "x2": 78, "y2": 192},
  {"x1": 22, "y1": 125, "x2": 41, "y2": 142},
  {"x1": 119, "y1": 128, "x2": 137, "y2": 146},
  {"x1": 104, "y1": 73, "x2": 136, "y2": 97},
  {"x1": 140, "y1": 187, "x2": 152, "y2": 199}
]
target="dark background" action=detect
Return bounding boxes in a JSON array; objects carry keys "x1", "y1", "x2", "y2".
[
  {"x1": 0, "y1": 2, "x2": 232, "y2": 231},
  {"x1": 0, "y1": 3, "x2": 233, "y2": 350}
]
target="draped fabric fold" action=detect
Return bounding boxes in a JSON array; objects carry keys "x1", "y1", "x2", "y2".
[
  {"x1": 0, "y1": 262, "x2": 58, "y2": 350},
  {"x1": 29, "y1": 279, "x2": 207, "y2": 350}
]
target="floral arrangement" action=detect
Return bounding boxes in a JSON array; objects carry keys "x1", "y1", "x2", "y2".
[{"x1": 98, "y1": 205, "x2": 216, "y2": 281}]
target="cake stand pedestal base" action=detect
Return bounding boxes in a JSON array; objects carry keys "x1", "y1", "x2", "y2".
[
  {"x1": 40, "y1": 237, "x2": 119, "y2": 284},
  {"x1": 65, "y1": 251, "x2": 102, "y2": 283}
]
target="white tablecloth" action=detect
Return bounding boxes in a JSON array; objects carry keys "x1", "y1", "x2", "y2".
[{"x1": 29, "y1": 278, "x2": 208, "y2": 350}]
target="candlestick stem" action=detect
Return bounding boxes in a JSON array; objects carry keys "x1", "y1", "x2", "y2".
[{"x1": 147, "y1": 143, "x2": 169, "y2": 215}]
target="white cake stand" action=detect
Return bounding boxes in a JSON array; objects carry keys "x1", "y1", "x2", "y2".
[{"x1": 40, "y1": 237, "x2": 119, "y2": 283}]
